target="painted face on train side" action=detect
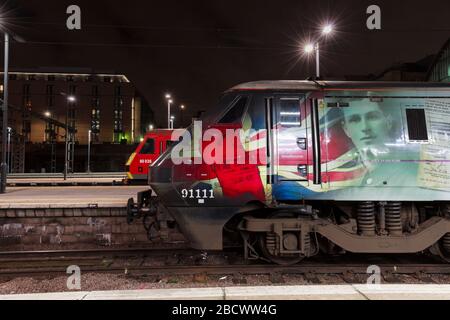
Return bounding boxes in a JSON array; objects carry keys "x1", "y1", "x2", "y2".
[{"x1": 341, "y1": 101, "x2": 392, "y2": 152}]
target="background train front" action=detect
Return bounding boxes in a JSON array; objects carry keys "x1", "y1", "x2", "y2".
[{"x1": 125, "y1": 129, "x2": 174, "y2": 182}]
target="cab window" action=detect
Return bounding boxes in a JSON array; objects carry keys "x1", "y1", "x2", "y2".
[
  {"x1": 218, "y1": 96, "x2": 248, "y2": 124},
  {"x1": 140, "y1": 138, "x2": 155, "y2": 154},
  {"x1": 279, "y1": 98, "x2": 302, "y2": 127}
]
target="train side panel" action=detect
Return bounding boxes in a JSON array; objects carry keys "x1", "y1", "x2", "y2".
[
  {"x1": 152, "y1": 90, "x2": 450, "y2": 206},
  {"x1": 307, "y1": 92, "x2": 450, "y2": 201}
]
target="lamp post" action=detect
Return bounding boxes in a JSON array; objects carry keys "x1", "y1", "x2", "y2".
[
  {"x1": 170, "y1": 116, "x2": 175, "y2": 129},
  {"x1": 61, "y1": 93, "x2": 76, "y2": 180},
  {"x1": 165, "y1": 94, "x2": 173, "y2": 129},
  {"x1": 87, "y1": 129, "x2": 91, "y2": 173},
  {"x1": 0, "y1": 29, "x2": 25, "y2": 192},
  {"x1": 0, "y1": 33, "x2": 9, "y2": 193},
  {"x1": 303, "y1": 24, "x2": 334, "y2": 79},
  {"x1": 180, "y1": 104, "x2": 185, "y2": 128},
  {"x1": 168, "y1": 99, "x2": 173, "y2": 128},
  {"x1": 7, "y1": 127, "x2": 11, "y2": 173}
]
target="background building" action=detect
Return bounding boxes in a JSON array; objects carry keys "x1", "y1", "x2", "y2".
[
  {"x1": 428, "y1": 38, "x2": 450, "y2": 82},
  {"x1": 342, "y1": 38, "x2": 449, "y2": 83},
  {"x1": 0, "y1": 68, "x2": 154, "y2": 173},
  {"x1": 376, "y1": 55, "x2": 435, "y2": 81},
  {"x1": 1, "y1": 67, "x2": 153, "y2": 144}
]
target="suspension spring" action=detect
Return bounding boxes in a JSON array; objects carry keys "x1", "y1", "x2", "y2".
[
  {"x1": 442, "y1": 233, "x2": 450, "y2": 253},
  {"x1": 357, "y1": 201, "x2": 376, "y2": 236},
  {"x1": 266, "y1": 232, "x2": 277, "y2": 255},
  {"x1": 303, "y1": 232, "x2": 311, "y2": 256},
  {"x1": 385, "y1": 202, "x2": 402, "y2": 236},
  {"x1": 442, "y1": 204, "x2": 450, "y2": 253}
]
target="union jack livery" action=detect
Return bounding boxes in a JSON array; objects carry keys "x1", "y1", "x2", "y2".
[{"x1": 128, "y1": 81, "x2": 450, "y2": 264}]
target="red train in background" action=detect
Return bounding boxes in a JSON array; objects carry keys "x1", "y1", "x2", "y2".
[{"x1": 125, "y1": 129, "x2": 175, "y2": 181}]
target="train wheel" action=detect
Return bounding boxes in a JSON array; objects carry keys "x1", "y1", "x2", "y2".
[
  {"x1": 257, "y1": 211, "x2": 306, "y2": 265},
  {"x1": 431, "y1": 236, "x2": 450, "y2": 263},
  {"x1": 432, "y1": 204, "x2": 450, "y2": 263}
]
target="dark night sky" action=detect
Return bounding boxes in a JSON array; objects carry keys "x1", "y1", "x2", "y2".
[{"x1": 2, "y1": 0, "x2": 450, "y2": 126}]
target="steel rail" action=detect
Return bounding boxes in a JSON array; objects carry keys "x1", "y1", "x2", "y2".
[
  {"x1": 1, "y1": 248, "x2": 449, "y2": 278},
  {"x1": 1, "y1": 263, "x2": 450, "y2": 278}
]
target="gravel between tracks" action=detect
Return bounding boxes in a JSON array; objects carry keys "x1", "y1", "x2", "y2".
[{"x1": 2, "y1": 272, "x2": 450, "y2": 295}]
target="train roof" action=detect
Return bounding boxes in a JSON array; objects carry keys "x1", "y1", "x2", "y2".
[{"x1": 228, "y1": 80, "x2": 450, "y2": 92}]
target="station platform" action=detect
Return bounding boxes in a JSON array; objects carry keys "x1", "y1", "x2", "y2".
[
  {"x1": 7, "y1": 178, "x2": 125, "y2": 187},
  {"x1": 2, "y1": 284, "x2": 450, "y2": 300},
  {"x1": 0, "y1": 185, "x2": 146, "y2": 209},
  {"x1": 7, "y1": 172, "x2": 126, "y2": 179},
  {"x1": 6, "y1": 173, "x2": 127, "y2": 187}
]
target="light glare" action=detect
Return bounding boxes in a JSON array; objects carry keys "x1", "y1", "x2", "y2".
[
  {"x1": 304, "y1": 43, "x2": 314, "y2": 54},
  {"x1": 322, "y1": 24, "x2": 333, "y2": 35}
]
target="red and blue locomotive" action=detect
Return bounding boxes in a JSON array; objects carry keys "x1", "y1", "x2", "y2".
[{"x1": 128, "y1": 81, "x2": 450, "y2": 264}]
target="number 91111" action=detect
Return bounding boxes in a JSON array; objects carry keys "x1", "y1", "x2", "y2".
[{"x1": 181, "y1": 189, "x2": 214, "y2": 199}]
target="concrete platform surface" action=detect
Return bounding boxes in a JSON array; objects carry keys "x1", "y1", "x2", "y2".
[
  {"x1": 2, "y1": 284, "x2": 450, "y2": 300},
  {"x1": 7, "y1": 177, "x2": 124, "y2": 184},
  {"x1": 7, "y1": 172, "x2": 125, "y2": 179},
  {"x1": 0, "y1": 186, "x2": 147, "y2": 208}
]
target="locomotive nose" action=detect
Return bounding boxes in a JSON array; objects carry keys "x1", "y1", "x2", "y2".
[{"x1": 149, "y1": 165, "x2": 172, "y2": 184}]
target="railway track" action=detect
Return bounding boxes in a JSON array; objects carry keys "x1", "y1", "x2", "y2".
[{"x1": 1, "y1": 248, "x2": 450, "y2": 280}]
